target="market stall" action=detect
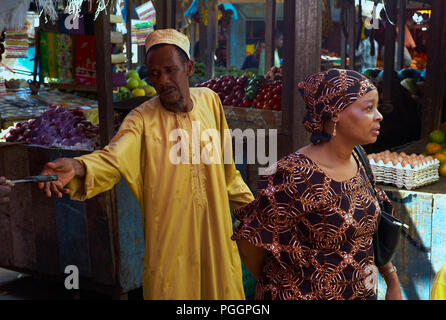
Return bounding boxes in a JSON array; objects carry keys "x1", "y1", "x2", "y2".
[{"x1": 0, "y1": 0, "x2": 147, "y2": 299}]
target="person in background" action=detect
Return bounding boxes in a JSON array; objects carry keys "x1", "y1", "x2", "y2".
[
  {"x1": 355, "y1": 28, "x2": 379, "y2": 73},
  {"x1": 0, "y1": 176, "x2": 11, "y2": 204},
  {"x1": 258, "y1": 30, "x2": 283, "y2": 76},
  {"x1": 241, "y1": 40, "x2": 265, "y2": 71},
  {"x1": 38, "y1": 29, "x2": 254, "y2": 300},
  {"x1": 232, "y1": 69, "x2": 402, "y2": 300},
  {"x1": 431, "y1": 262, "x2": 446, "y2": 300}
]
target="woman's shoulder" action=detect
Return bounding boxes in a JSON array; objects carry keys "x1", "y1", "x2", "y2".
[{"x1": 257, "y1": 151, "x2": 319, "y2": 188}]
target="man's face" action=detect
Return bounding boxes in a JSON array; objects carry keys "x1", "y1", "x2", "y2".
[{"x1": 146, "y1": 45, "x2": 194, "y2": 112}]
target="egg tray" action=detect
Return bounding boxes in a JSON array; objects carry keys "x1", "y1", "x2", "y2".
[{"x1": 369, "y1": 158, "x2": 440, "y2": 190}]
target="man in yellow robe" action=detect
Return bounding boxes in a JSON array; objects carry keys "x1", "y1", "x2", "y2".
[
  {"x1": 431, "y1": 262, "x2": 446, "y2": 300},
  {"x1": 38, "y1": 29, "x2": 254, "y2": 299}
]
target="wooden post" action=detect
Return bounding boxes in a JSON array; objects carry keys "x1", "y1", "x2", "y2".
[
  {"x1": 198, "y1": 0, "x2": 206, "y2": 63},
  {"x1": 167, "y1": 0, "x2": 176, "y2": 29},
  {"x1": 396, "y1": 0, "x2": 406, "y2": 70},
  {"x1": 226, "y1": 22, "x2": 231, "y2": 68},
  {"x1": 347, "y1": 0, "x2": 355, "y2": 70},
  {"x1": 382, "y1": 0, "x2": 397, "y2": 112},
  {"x1": 340, "y1": 0, "x2": 347, "y2": 69},
  {"x1": 422, "y1": 0, "x2": 446, "y2": 136},
  {"x1": 155, "y1": 0, "x2": 167, "y2": 29},
  {"x1": 206, "y1": 0, "x2": 218, "y2": 79},
  {"x1": 94, "y1": 3, "x2": 114, "y2": 147},
  {"x1": 282, "y1": 0, "x2": 322, "y2": 156},
  {"x1": 94, "y1": 2, "x2": 122, "y2": 298},
  {"x1": 126, "y1": 0, "x2": 132, "y2": 70},
  {"x1": 265, "y1": 0, "x2": 276, "y2": 72}
]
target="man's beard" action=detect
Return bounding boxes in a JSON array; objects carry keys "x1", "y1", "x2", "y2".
[{"x1": 160, "y1": 94, "x2": 185, "y2": 113}]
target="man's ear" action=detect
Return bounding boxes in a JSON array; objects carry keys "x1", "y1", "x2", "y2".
[{"x1": 187, "y1": 59, "x2": 195, "y2": 77}]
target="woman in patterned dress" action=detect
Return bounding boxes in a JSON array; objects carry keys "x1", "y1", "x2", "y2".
[{"x1": 232, "y1": 69, "x2": 403, "y2": 300}]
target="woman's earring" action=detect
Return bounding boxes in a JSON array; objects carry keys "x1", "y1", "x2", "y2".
[{"x1": 332, "y1": 122, "x2": 337, "y2": 137}]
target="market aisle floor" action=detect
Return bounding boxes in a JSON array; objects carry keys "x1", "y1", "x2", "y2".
[{"x1": 0, "y1": 268, "x2": 143, "y2": 300}]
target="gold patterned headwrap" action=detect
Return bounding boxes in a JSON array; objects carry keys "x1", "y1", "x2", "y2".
[{"x1": 298, "y1": 69, "x2": 376, "y2": 143}]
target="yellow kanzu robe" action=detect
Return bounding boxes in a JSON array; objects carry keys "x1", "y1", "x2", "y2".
[
  {"x1": 431, "y1": 262, "x2": 446, "y2": 300},
  {"x1": 68, "y1": 87, "x2": 254, "y2": 299}
]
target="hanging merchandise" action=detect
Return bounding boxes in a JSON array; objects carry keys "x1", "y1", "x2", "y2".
[
  {"x1": 0, "y1": 0, "x2": 32, "y2": 32},
  {"x1": 135, "y1": 1, "x2": 156, "y2": 23},
  {"x1": 33, "y1": 0, "x2": 109, "y2": 24},
  {"x1": 131, "y1": 19, "x2": 153, "y2": 46},
  {"x1": 4, "y1": 28, "x2": 29, "y2": 59},
  {"x1": 74, "y1": 35, "x2": 96, "y2": 86},
  {"x1": 40, "y1": 32, "x2": 74, "y2": 83}
]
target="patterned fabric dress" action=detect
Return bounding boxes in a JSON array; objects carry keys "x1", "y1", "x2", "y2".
[{"x1": 232, "y1": 150, "x2": 394, "y2": 300}]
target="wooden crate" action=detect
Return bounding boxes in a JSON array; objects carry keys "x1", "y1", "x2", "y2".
[
  {"x1": 377, "y1": 178, "x2": 446, "y2": 300},
  {"x1": 0, "y1": 143, "x2": 144, "y2": 297},
  {"x1": 223, "y1": 106, "x2": 282, "y2": 130}
]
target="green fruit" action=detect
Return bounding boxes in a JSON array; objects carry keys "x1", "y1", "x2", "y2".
[
  {"x1": 144, "y1": 85, "x2": 157, "y2": 96},
  {"x1": 127, "y1": 78, "x2": 139, "y2": 90},
  {"x1": 126, "y1": 70, "x2": 140, "y2": 80},
  {"x1": 119, "y1": 86, "x2": 130, "y2": 93},
  {"x1": 430, "y1": 130, "x2": 445, "y2": 144},
  {"x1": 138, "y1": 80, "x2": 148, "y2": 88}
]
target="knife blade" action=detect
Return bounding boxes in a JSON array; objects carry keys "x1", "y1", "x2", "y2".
[{"x1": 4, "y1": 175, "x2": 58, "y2": 186}]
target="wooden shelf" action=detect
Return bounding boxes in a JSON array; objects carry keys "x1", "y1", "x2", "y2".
[{"x1": 47, "y1": 83, "x2": 97, "y2": 92}]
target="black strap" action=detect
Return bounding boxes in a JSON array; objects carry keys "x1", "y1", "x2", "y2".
[{"x1": 354, "y1": 145, "x2": 429, "y2": 253}]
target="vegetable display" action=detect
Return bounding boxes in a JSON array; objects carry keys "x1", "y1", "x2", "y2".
[{"x1": 5, "y1": 105, "x2": 99, "y2": 150}]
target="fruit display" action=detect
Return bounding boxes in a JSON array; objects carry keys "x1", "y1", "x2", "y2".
[
  {"x1": 367, "y1": 150, "x2": 440, "y2": 189},
  {"x1": 195, "y1": 74, "x2": 251, "y2": 108},
  {"x1": 250, "y1": 80, "x2": 282, "y2": 111},
  {"x1": 116, "y1": 69, "x2": 157, "y2": 100},
  {"x1": 4, "y1": 105, "x2": 99, "y2": 150},
  {"x1": 189, "y1": 63, "x2": 257, "y2": 88},
  {"x1": 244, "y1": 75, "x2": 265, "y2": 101},
  {"x1": 195, "y1": 74, "x2": 282, "y2": 111},
  {"x1": 425, "y1": 129, "x2": 446, "y2": 177}
]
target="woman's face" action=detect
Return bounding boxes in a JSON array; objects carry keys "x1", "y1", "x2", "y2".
[{"x1": 337, "y1": 90, "x2": 383, "y2": 145}]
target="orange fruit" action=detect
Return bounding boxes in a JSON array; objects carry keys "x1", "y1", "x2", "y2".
[
  {"x1": 426, "y1": 142, "x2": 442, "y2": 155},
  {"x1": 434, "y1": 153, "x2": 446, "y2": 164},
  {"x1": 440, "y1": 163, "x2": 446, "y2": 177}
]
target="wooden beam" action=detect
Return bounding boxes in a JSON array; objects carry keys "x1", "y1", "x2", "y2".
[
  {"x1": 94, "y1": 2, "x2": 122, "y2": 296},
  {"x1": 94, "y1": 3, "x2": 114, "y2": 147},
  {"x1": 340, "y1": 0, "x2": 347, "y2": 69},
  {"x1": 155, "y1": 0, "x2": 167, "y2": 29},
  {"x1": 126, "y1": 0, "x2": 133, "y2": 70},
  {"x1": 347, "y1": 0, "x2": 356, "y2": 70},
  {"x1": 167, "y1": 0, "x2": 176, "y2": 29},
  {"x1": 396, "y1": 0, "x2": 406, "y2": 70},
  {"x1": 382, "y1": 0, "x2": 397, "y2": 111},
  {"x1": 422, "y1": 0, "x2": 446, "y2": 136},
  {"x1": 206, "y1": 0, "x2": 218, "y2": 79},
  {"x1": 265, "y1": 0, "x2": 276, "y2": 72},
  {"x1": 226, "y1": 21, "x2": 231, "y2": 68},
  {"x1": 198, "y1": 0, "x2": 206, "y2": 63},
  {"x1": 282, "y1": 0, "x2": 322, "y2": 156}
]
